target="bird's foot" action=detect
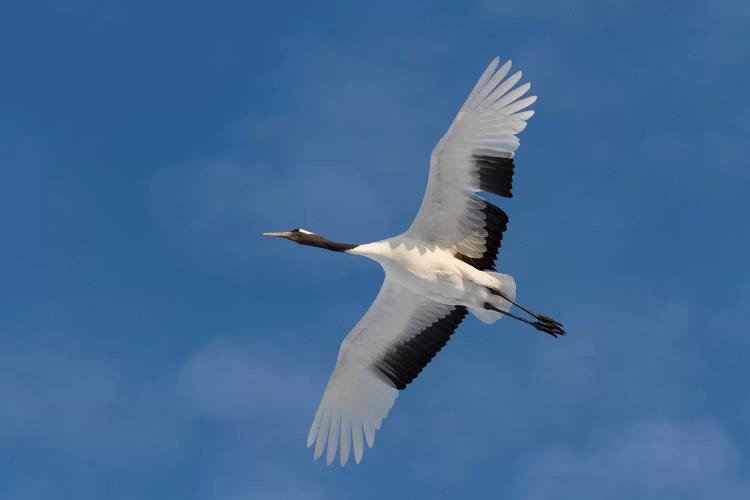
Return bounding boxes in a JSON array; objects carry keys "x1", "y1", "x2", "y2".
[
  {"x1": 535, "y1": 314, "x2": 563, "y2": 327},
  {"x1": 532, "y1": 321, "x2": 566, "y2": 338}
]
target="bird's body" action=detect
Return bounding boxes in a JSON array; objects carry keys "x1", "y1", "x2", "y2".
[
  {"x1": 349, "y1": 239, "x2": 512, "y2": 315},
  {"x1": 264, "y1": 57, "x2": 565, "y2": 466}
]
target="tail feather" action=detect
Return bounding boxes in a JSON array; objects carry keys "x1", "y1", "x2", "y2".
[
  {"x1": 468, "y1": 272, "x2": 516, "y2": 324},
  {"x1": 469, "y1": 306, "x2": 503, "y2": 324},
  {"x1": 488, "y1": 272, "x2": 516, "y2": 306}
]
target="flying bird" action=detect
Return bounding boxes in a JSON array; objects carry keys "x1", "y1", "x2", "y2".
[{"x1": 264, "y1": 57, "x2": 564, "y2": 466}]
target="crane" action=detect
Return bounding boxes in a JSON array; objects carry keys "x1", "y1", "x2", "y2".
[{"x1": 264, "y1": 57, "x2": 565, "y2": 466}]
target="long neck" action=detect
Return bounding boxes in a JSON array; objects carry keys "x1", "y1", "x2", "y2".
[{"x1": 300, "y1": 234, "x2": 358, "y2": 252}]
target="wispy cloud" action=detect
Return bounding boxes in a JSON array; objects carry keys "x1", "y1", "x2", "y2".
[
  {"x1": 514, "y1": 420, "x2": 749, "y2": 500},
  {"x1": 0, "y1": 333, "x2": 185, "y2": 462},
  {"x1": 177, "y1": 336, "x2": 322, "y2": 433},
  {"x1": 0, "y1": 330, "x2": 335, "y2": 498}
]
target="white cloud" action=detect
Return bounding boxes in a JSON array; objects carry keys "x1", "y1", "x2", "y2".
[
  {"x1": 176, "y1": 337, "x2": 322, "y2": 434},
  {"x1": 514, "y1": 420, "x2": 749, "y2": 500},
  {"x1": 173, "y1": 337, "x2": 335, "y2": 499},
  {"x1": 197, "y1": 462, "x2": 332, "y2": 500},
  {"x1": 0, "y1": 334, "x2": 186, "y2": 462},
  {"x1": 0, "y1": 330, "x2": 323, "y2": 457},
  {"x1": 0, "y1": 331, "x2": 334, "y2": 497}
]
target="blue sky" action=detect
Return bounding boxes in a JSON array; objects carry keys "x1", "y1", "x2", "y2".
[{"x1": 2, "y1": 0, "x2": 749, "y2": 498}]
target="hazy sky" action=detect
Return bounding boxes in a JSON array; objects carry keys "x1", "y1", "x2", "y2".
[{"x1": 2, "y1": 1, "x2": 750, "y2": 499}]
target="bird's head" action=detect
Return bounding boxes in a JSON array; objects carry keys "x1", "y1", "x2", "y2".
[
  {"x1": 262, "y1": 228, "x2": 318, "y2": 245},
  {"x1": 263, "y1": 228, "x2": 357, "y2": 252}
]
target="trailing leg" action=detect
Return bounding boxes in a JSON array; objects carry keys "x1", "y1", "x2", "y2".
[
  {"x1": 486, "y1": 287, "x2": 563, "y2": 327},
  {"x1": 482, "y1": 302, "x2": 566, "y2": 338}
]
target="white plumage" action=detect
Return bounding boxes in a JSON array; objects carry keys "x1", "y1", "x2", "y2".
[
  {"x1": 408, "y1": 58, "x2": 534, "y2": 257},
  {"x1": 264, "y1": 57, "x2": 564, "y2": 466}
]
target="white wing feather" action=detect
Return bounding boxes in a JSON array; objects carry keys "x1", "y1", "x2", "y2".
[
  {"x1": 407, "y1": 57, "x2": 536, "y2": 254},
  {"x1": 307, "y1": 279, "x2": 457, "y2": 466}
]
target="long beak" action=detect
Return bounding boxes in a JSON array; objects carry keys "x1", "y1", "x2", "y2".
[{"x1": 263, "y1": 231, "x2": 290, "y2": 237}]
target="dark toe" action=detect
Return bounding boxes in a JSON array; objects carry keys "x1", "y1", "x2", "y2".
[
  {"x1": 533, "y1": 321, "x2": 566, "y2": 337},
  {"x1": 537, "y1": 314, "x2": 563, "y2": 327}
]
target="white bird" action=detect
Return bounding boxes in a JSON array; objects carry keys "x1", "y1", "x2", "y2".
[{"x1": 264, "y1": 57, "x2": 564, "y2": 466}]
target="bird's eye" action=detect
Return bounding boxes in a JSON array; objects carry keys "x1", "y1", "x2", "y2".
[{"x1": 291, "y1": 228, "x2": 301, "y2": 233}]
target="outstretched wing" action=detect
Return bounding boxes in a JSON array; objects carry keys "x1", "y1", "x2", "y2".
[
  {"x1": 406, "y1": 57, "x2": 536, "y2": 270},
  {"x1": 307, "y1": 278, "x2": 468, "y2": 466}
]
